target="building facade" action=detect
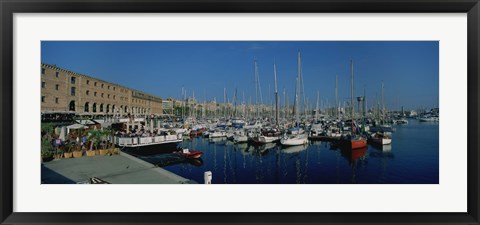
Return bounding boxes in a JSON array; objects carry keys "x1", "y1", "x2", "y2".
[{"x1": 41, "y1": 64, "x2": 163, "y2": 116}]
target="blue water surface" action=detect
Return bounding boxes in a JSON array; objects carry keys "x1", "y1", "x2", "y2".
[{"x1": 135, "y1": 119, "x2": 439, "y2": 184}]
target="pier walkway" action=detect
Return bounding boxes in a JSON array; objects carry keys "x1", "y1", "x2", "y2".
[{"x1": 41, "y1": 152, "x2": 196, "y2": 184}]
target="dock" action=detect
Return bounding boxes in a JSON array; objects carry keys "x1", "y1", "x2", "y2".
[{"x1": 41, "y1": 152, "x2": 196, "y2": 184}]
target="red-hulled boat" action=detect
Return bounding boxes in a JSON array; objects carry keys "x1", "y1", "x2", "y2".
[
  {"x1": 189, "y1": 128, "x2": 205, "y2": 136},
  {"x1": 175, "y1": 148, "x2": 203, "y2": 159},
  {"x1": 339, "y1": 135, "x2": 367, "y2": 149},
  {"x1": 350, "y1": 138, "x2": 367, "y2": 149},
  {"x1": 341, "y1": 60, "x2": 368, "y2": 150}
]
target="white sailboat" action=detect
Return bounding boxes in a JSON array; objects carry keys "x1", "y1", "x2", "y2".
[
  {"x1": 369, "y1": 81, "x2": 393, "y2": 145},
  {"x1": 233, "y1": 129, "x2": 249, "y2": 143},
  {"x1": 281, "y1": 50, "x2": 308, "y2": 146},
  {"x1": 254, "y1": 61, "x2": 282, "y2": 144}
]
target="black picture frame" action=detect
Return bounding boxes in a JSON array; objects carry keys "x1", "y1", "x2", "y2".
[{"x1": 1, "y1": 0, "x2": 479, "y2": 224}]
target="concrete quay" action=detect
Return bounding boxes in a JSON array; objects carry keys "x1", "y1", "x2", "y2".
[{"x1": 41, "y1": 152, "x2": 196, "y2": 184}]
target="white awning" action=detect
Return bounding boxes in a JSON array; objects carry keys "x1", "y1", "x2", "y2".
[{"x1": 67, "y1": 124, "x2": 88, "y2": 129}]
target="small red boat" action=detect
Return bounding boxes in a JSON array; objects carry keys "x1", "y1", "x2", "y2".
[
  {"x1": 189, "y1": 128, "x2": 205, "y2": 136},
  {"x1": 350, "y1": 139, "x2": 367, "y2": 149},
  {"x1": 338, "y1": 136, "x2": 367, "y2": 149},
  {"x1": 175, "y1": 148, "x2": 203, "y2": 159}
]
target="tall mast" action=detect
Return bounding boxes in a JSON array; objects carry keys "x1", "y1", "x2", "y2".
[
  {"x1": 283, "y1": 87, "x2": 287, "y2": 120},
  {"x1": 381, "y1": 81, "x2": 385, "y2": 122},
  {"x1": 300, "y1": 60, "x2": 307, "y2": 119},
  {"x1": 233, "y1": 88, "x2": 237, "y2": 118},
  {"x1": 181, "y1": 86, "x2": 185, "y2": 120},
  {"x1": 223, "y1": 87, "x2": 226, "y2": 119},
  {"x1": 274, "y1": 61, "x2": 279, "y2": 127},
  {"x1": 315, "y1": 91, "x2": 319, "y2": 121},
  {"x1": 351, "y1": 60, "x2": 355, "y2": 132},
  {"x1": 243, "y1": 91, "x2": 245, "y2": 118},
  {"x1": 203, "y1": 89, "x2": 206, "y2": 118},
  {"x1": 335, "y1": 74, "x2": 339, "y2": 119},
  {"x1": 254, "y1": 58, "x2": 258, "y2": 118},
  {"x1": 364, "y1": 86, "x2": 368, "y2": 117},
  {"x1": 295, "y1": 50, "x2": 301, "y2": 125}
]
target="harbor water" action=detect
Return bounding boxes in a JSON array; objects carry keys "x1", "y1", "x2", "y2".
[{"x1": 127, "y1": 119, "x2": 439, "y2": 184}]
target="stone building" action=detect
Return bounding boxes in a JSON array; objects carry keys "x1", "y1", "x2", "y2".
[{"x1": 41, "y1": 63, "x2": 163, "y2": 116}]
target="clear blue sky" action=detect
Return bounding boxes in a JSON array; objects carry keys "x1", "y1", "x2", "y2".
[{"x1": 41, "y1": 41, "x2": 438, "y2": 111}]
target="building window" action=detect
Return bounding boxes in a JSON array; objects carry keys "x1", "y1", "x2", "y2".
[
  {"x1": 41, "y1": 96, "x2": 45, "y2": 102},
  {"x1": 87, "y1": 80, "x2": 90, "y2": 85},
  {"x1": 101, "y1": 93, "x2": 104, "y2": 98},
  {"x1": 94, "y1": 92, "x2": 97, "y2": 97},
  {"x1": 55, "y1": 98, "x2": 59, "y2": 104},
  {"x1": 41, "y1": 68, "x2": 45, "y2": 74},
  {"x1": 71, "y1": 77, "x2": 76, "y2": 84},
  {"x1": 113, "y1": 95, "x2": 115, "y2": 100},
  {"x1": 86, "y1": 90, "x2": 89, "y2": 95},
  {"x1": 55, "y1": 84, "x2": 59, "y2": 90},
  {"x1": 71, "y1": 87, "x2": 76, "y2": 96},
  {"x1": 101, "y1": 84, "x2": 104, "y2": 88},
  {"x1": 84, "y1": 102, "x2": 89, "y2": 112},
  {"x1": 94, "y1": 82, "x2": 97, "y2": 86},
  {"x1": 108, "y1": 94, "x2": 110, "y2": 99},
  {"x1": 113, "y1": 87, "x2": 116, "y2": 91},
  {"x1": 93, "y1": 103, "x2": 97, "y2": 113},
  {"x1": 69, "y1": 101, "x2": 75, "y2": 111},
  {"x1": 55, "y1": 72, "x2": 59, "y2": 78},
  {"x1": 41, "y1": 82, "x2": 45, "y2": 88},
  {"x1": 100, "y1": 104, "x2": 104, "y2": 112},
  {"x1": 108, "y1": 85, "x2": 110, "y2": 90}
]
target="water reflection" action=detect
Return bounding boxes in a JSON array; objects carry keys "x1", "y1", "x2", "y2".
[
  {"x1": 124, "y1": 119, "x2": 438, "y2": 184},
  {"x1": 281, "y1": 144, "x2": 308, "y2": 154},
  {"x1": 340, "y1": 147, "x2": 367, "y2": 163},
  {"x1": 136, "y1": 153, "x2": 204, "y2": 167}
]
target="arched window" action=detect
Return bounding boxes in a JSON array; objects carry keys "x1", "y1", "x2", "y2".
[
  {"x1": 93, "y1": 103, "x2": 97, "y2": 113},
  {"x1": 84, "y1": 102, "x2": 89, "y2": 112},
  {"x1": 112, "y1": 105, "x2": 115, "y2": 113},
  {"x1": 100, "y1": 103, "x2": 104, "y2": 112},
  {"x1": 106, "y1": 104, "x2": 110, "y2": 113},
  {"x1": 124, "y1": 106, "x2": 127, "y2": 113},
  {"x1": 69, "y1": 101, "x2": 75, "y2": 111}
]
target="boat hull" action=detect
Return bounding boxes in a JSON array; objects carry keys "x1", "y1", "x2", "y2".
[
  {"x1": 120, "y1": 141, "x2": 181, "y2": 155},
  {"x1": 370, "y1": 137, "x2": 392, "y2": 145},
  {"x1": 335, "y1": 139, "x2": 367, "y2": 149},
  {"x1": 176, "y1": 150, "x2": 203, "y2": 159},
  {"x1": 350, "y1": 139, "x2": 367, "y2": 149},
  {"x1": 233, "y1": 135, "x2": 249, "y2": 143},
  {"x1": 280, "y1": 137, "x2": 308, "y2": 146},
  {"x1": 252, "y1": 135, "x2": 281, "y2": 144}
]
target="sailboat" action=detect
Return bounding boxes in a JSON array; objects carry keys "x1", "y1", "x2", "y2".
[
  {"x1": 368, "y1": 81, "x2": 393, "y2": 145},
  {"x1": 369, "y1": 132, "x2": 392, "y2": 145},
  {"x1": 252, "y1": 61, "x2": 282, "y2": 144},
  {"x1": 280, "y1": 50, "x2": 308, "y2": 146},
  {"x1": 232, "y1": 129, "x2": 249, "y2": 143},
  {"x1": 339, "y1": 60, "x2": 367, "y2": 149}
]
